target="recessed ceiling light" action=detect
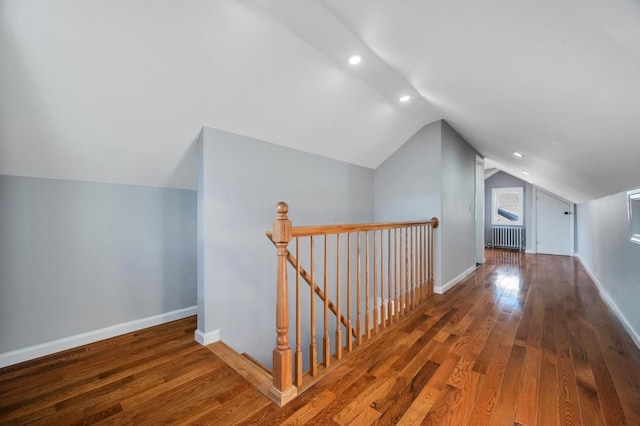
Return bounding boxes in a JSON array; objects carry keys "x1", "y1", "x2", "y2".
[
  {"x1": 348, "y1": 55, "x2": 361, "y2": 65},
  {"x1": 399, "y1": 95, "x2": 411, "y2": 103},
  {"x1": 513, "y1": 152, "x2": 524, "y2": 158},
  {"x1": 522, "y1": 170, "x2": 530, "y2": 176}
]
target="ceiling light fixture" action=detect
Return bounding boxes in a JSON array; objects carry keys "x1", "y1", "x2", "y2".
[
  {"x1": 522, "y1": 170, "x2": 530, "y2": 176},
  {"x1": 348, "y1": 55, "x2": 361, "y2": 65},
  {"x1": 513, "y1": 152, "x2": 524, "y2": 158},
  {"x1": 399, "y1": 95, "x2": 411, "y2": 103}
]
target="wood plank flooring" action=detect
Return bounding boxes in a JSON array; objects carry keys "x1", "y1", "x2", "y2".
[{"x1": 2, "y1": 250, "x2": 640, "y2": 425}]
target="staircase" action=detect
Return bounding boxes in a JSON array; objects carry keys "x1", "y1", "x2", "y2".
[{"x1": 206, "y1": 202, "x2": 439, "y2": 406}]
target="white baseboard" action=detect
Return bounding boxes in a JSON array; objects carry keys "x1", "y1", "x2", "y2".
[
  {"x1": 434, "y1": 265, "x2": 477, "y2": 294},
  {"x1": 194, "y1": 328, "x2": 221, "y2": 346},
  {"x1": 576, "y1": 255, "x2": 640, "y2": 349},
  {"x1": 0, "y1": 305, "x2": 197, "y2": 368},
  {"x1": 525, "y1": 249, "x2": 536, "y2": 254}
]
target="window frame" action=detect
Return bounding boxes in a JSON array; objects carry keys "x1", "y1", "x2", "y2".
[{"x1": 628, "y1": 188, "x2": 640, "y2": 245}]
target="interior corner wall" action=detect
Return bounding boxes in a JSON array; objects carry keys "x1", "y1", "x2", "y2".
[
  {"x1": 0, "y1": 175, "x2": 197, "y2": 359},
  {"x1": 525, "y1": 183, "x2": 534, "y2": 252},
  {"x1": 484, "y1": 171, "x2": 534, "y2": 251},
  {"x1": 197, "y1": 130, "x2": 206, "y2": 334},
  {"x1": 198, "y1": 127, "x2": 374, "y2": 367},
  {"x1": 373, "y1": 121, "x2": 443, "y2": 287},
  {"x1": 440, "y1": 122, "x2": 477, "y2": 287},
  {"x1": 576, "y1": 191, "x2": 640, "y2": 345}
]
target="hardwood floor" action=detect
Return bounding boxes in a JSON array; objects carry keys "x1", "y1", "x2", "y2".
[{"x1": 2, "y1": 250, "x2": 640, "y2": 425}]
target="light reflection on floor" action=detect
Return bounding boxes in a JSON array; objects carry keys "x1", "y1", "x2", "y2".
[
  {"x1": 485, "y1": 249, "x2": 526, "y2": 310},
  {"x1": 486, "y1": 248, "x2": 524, "y2": 266},
  {"x1": 495, "y1": 272, "x2": 521, "y2": 293}
]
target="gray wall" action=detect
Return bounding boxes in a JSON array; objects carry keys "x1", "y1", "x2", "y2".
[
  {"x1": 373, "y1": 122, "x2": 442, "y2": 222},
  {"x1": 440, "y1": 122, "x2": 477, "y2": 285},
  {"x1": 373, "y1": 120, "x2": 479, "y2": 289},
  {"x1": 198, "y1": 127, "x2": 374, "y2": 367},
  {"x1": 374, "y1": 121, "x2": 442, "y2": 287},
  {"x1": 484, "y1": 171, "x2": 534, "y2": 251},
  {"x1": 577, "y1": 191, "x2": 640, "y2": 343},
  {"x1": 0, "y1": 175, "x2": 197, "y2": 353}
]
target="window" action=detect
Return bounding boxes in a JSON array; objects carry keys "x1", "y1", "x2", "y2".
[
  {"x1": 628, "y1": 189, "x2": 640, "y2": 245},
  {"x1": 492, "y1": 187, "x2": 524, "y2": 226}
]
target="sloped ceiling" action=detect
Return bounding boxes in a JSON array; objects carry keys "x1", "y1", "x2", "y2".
[{"x1": 2, "y1": 0, "x2": 639, "y2": 203}]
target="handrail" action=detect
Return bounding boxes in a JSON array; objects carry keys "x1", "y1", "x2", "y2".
[
  {"x1": 266, "y1": 218, "x2": 439, "y2": 238},
  {"x1": 267, "y1": 201, "x2": 439, "y2": 404}
]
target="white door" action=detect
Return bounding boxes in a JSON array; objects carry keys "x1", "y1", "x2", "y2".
[{"x1": 536, "y1": 190, "x2": 571, "y2": 255}]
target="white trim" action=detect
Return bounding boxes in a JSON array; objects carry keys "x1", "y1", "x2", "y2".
[
  {"x1": 475, "y1": 154, "x2": 485, "y2": 265},
  {"x1": 194, "y1": 328, "x2": 221, "y2": 346},
  {"x1": 0, "y1": 306, "x2": 197, "y2": 368},
  {"x1": 435, "y1": 265, "x2": 477, "y2": 294},
  {"x1": 484, "y1": 168, "x2": 500, "y2": 180},
  {"x1": 525, "y1": 249, "x2": 536, "y2": 254},
  {"x1": 628, "y1": 189, "x2": 640, "y2": 245},
  {"x1": 530, "y1": 186, "x2": 537, "y2": 253},
  {"x1": 576, "y1": 255, "x2": 640, "y2": 349}
]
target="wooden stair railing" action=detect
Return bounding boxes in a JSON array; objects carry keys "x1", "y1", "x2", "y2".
[
  {"x1": 267, "y1": 201, "x2": 439, "y2": 406},
  {"x1": 264, "y1": 235, "x2": 357, "y2": 340}
]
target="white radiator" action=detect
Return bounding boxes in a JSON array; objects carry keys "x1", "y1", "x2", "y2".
[{"x1": 492, "y1": 226, "x2": 524, "y2": 250}]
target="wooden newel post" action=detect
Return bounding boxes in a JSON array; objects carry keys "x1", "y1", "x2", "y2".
[
  {"x1": 431, "y1": 217, "x2": 439, "y2": 229},
  {"x1": 272, "y1": 202, "x2": 293, "y2": 392}
]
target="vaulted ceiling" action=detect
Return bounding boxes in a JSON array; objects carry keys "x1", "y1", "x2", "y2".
[{"x1": 1, "y1": 0, "x2": 639, "y2": 203}]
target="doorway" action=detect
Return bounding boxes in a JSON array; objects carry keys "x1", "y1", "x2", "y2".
[{"x1": 475, "y1": 155, "x2": 485, "y2": 264}]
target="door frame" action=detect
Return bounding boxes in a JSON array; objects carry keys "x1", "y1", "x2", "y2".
[
  {"x1": 475, "y1": 155, "x2": 485, "y2": 264},
  {"x1": 532, "y1": 187, "x2": 575, "y2": 256}
]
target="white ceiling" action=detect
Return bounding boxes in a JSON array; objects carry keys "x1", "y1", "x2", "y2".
[{"x1": 2, "y1": 0, "x2": 639, "y2": 203}]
